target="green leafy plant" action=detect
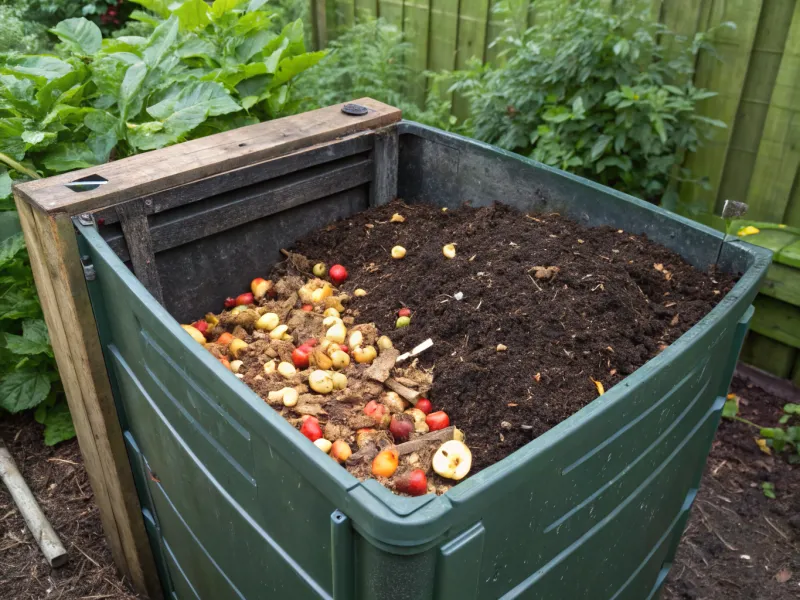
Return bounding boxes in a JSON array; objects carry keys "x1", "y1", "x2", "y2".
[
  {"x1": 0, "y1": 212, "x2": 72, "y2": 444},
  {"x1": 0, "y1": 4, "x2": 50, "y2": 54},
  {"x1": 292, "y1": 18, "x2": 454, "y2": 129},
  {"x1": 0, "y1": 0, "x2": 322, "y2": 443},
  {"x1": 761, "y1": 481, "x2": 776, "y2": 500},
  {"x1": 445, "y1": 0, "x2": 729, "y2": 204},
  {"x1": 723, "y1": 397, "x2": 800, "y2": 464}
]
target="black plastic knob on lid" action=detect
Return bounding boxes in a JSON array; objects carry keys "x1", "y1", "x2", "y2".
[{"x1": 342, "y1": 103, "x2": 368, "y2": 116}]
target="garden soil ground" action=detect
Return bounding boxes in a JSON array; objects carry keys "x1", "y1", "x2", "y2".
[
  {"x1": 292, "y1": 200, "x2": 736, "y2": 473},
  {"x1": 0, "y1": 412, "x2": 137, "y2": 600},
  {"x1": 662, "y1": 376, "x2": 800, "y2": 600},
  {"x1": 0, "y1": 376, "x2": 795, "y2": 599}
]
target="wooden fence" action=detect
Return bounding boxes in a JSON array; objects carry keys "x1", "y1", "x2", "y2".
[{"x1": 309, "y1": 0, "x2": 800, "y2": 227}]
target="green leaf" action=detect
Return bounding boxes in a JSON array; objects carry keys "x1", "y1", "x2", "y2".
[
  {"x1": 143, "y1": 16, "x2": 180, "y2": 68},
  {"x1": 783, "y1": 403, "x2": 800, "y2": 415},
  {"x1": 0, "y1": 169, "x2": 11, "y2": 203},
  {"x1": 3, "y1": 56, "x2": 73, "y2": 83},
  {"x1": 42, "y1": 400, "x2": 76, "y2": 446},
  {"x1": 119, "y1": 62, "x2": 148, "y2": 120},
  {"x1": 0, "y1": 287, "x2": 40, "y2": 321},
  {"x1": 542, "y1": 106, "x2": 572, "y2": 124},
  {"x1": 590, "y1": 134, "x2": 612, "y2": 161},
  {"x1": 761, "y1": 482, "x2": 775, "y2": 499},
  {"x1": 85, "y1": 110, "x2": 119, "y2": 164},
  {"x1": 0, "y1": 233, "x2": 25, "y2": 268},
  {"x1": 0, "y1": 370, "x2": 51, "y2": 413},
  {"x1": 23, "y1": 319, "x2": 51, "y2": 347},
  {"x1": 41, "y1": 143, "x2": 98, "y2": 172},
  {"x1": 49, "y1": 18, "x2": 103, "y2": 55},
  {"x1": 760, "y1": 427, "x2": 784, "y2": 440},
  {"x1": 4, "y1": 332, "x2": 50, "y2": 356},
  {"x1": 174, "y1": 0, "x2": 211, "y2": 31},
  {"x1": 236, "y1": 29, "x2": 277, "y2": 62},
  {"x1": 211, "y1": 0, "x2": 246, "y2": 18},
  {"x1": 779, "y1": 415, "x2": 790, "y2": 424},
  {"x1": 147, "y1": 81, "x2": 241, "y2": 120},
  {"x1": 129, "y1": 0, "x2": 171, "y2": 17}
]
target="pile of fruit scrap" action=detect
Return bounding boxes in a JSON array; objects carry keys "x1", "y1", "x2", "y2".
[{"x1": 180, "y1": 253, "x2": 471, "y2": 496}]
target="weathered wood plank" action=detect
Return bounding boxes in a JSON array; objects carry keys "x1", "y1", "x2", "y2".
[
  {"x1": 115, "y1": 201, "x2": 164, "y2": 305},
  {"x1": 740, "y1": 331, "x2": 797, "y2": 379},
  {"x1": 744, "y1": 1, "x2": 800, "y2": 222},
  {"x1": 370, "y1": 127, "x2": 399, "y2": 206},
  {"x1": 378, "y1": 0, "x2": 404, "y2": 28},
  {"x1": 678, "y1": 0, "x2": 764, "y2": 216},
  {"x1": 427, "y1": 0, "x2": 460, "y2": 104},
  {"x1": 751, "y1": 294, "x2": 800, "y2": 348},
  {"x1": 13, "y1": 198, "x2": 162, "y2": 599},
  {"x1": 354, "y1": 0, "x2": 377, "y2": 19},
  {"x1": 16, "y1": 98, "x2": 400, "y2": 217},
  {"x1": 760, "y1": 262, "x2": 800, "y2": 308},
  {"x1": 404, "y1": 0, "x2": 432, "y2": 105},
  {"x1": 106, "y1": 156, "x2": 373, "y2": 261},
  {"x1": 93, "y1": 132, "x2": 373, "y2": 226},
  {"x1": 453, "y1": 0, "x2": 490, "y2": 118},
  {"x1": 717, "y1": 0, "x2": 796, "y2": 218}
]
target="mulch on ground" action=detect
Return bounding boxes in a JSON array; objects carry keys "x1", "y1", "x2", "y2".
[
  {"x1": 663, "y1": 376, "x2": 800, "y2": 600},
  {"x1": 0, "y1": 413, "x2": 138, "y2": 600}
]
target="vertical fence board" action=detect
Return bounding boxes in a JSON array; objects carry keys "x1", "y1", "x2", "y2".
[
  {"x1": 453, "y1": 0, "x2": 491, "y2": 117},
  {"x1": 746, "y1": 1, "x2": 800, "y2": 222},
  {"x1": 378, "y1": 0, "x2": 404, "y2": 27},
  {"x1": 679, "y1": 0, "x2": 764, "y2": 217},
  {"x1": 335, "y1": 0, "x2": 356, "y2": 30},
  {"x1": 427, "y1": 0, "x2": 460, "y2": 104},
  {"x1": 354, "y1": 0, "x2": 378, "y2": 19},
  {"x1": 404, "y1": 0, "x2": 433, "y2": 104},
  {"x1": 717, "y1": 0, "x2": 795, "y2": 218}
]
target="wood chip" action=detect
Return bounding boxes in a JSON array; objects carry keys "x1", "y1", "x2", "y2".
[
  {"x1": 384, "y1": 377, "x2": 421, "y2": 404},
  {"x1": 395, "y1": 427, "x2": 463, "y2": 456},
  {"x1": 364, "y1": 348, "x2": 400, "y2": 382}
]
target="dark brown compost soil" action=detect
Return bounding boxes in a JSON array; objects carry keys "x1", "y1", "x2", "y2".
[
  {"x1": 0, "y1": 413, "x2": 138, "y2": 600},
  {"x1": 663, "y1": 376, "x2": 800, "y2": 600},
  {"x1": 291, "y1": 200, "x2": 737, "y2": 474}
]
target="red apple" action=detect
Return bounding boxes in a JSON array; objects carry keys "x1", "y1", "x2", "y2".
[
  {"x1": 426, "y1": 411, "x2": 450, "y2": 431},
  {"x1": 396, "y1": 469, "x2": 428, "y2": 496},
  {"x1": 192, "y1": 320, "x2": 209, "y2": 336},
  {"x1": 398, "y1": 307, "x2": 411, "y2": 317},
  {"x1": 224, "y1": 297, "x2": 236, "y2": 309},
  {"x1": 415, "y1": 398, "x2": 432, "y2": 414},
  {"x1": 300, "y1": 416, "x2": 322, "y2": 442},
  {"x1": 292, "y1": 344, "x2": 313, "y2": 369},
  {"x1": 235, "y1": 292, "x2": 254, "y2": 306},
  {"x1": 389, "y1": 415, "x2": 414, "y2": 442},
  {"x1": 329, "y1": 264, "x2": 348, "y2": 285}
]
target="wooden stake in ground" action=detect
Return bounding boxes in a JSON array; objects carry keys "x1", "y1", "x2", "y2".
[{"x1": 0, "y1": 438, "x2": 68, "y2": 568}]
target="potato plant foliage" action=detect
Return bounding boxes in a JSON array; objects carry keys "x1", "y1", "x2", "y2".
[
  {"x1": 0, "y1": 0, "x2": 323, "y2": 443},
  {"x1": 448, "y1": 0, "x2": 729, "y2": 205}
]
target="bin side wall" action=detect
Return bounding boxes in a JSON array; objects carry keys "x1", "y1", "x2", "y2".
[{"x1": 77, "y1": 126, "x2": 767, "y2": 600}]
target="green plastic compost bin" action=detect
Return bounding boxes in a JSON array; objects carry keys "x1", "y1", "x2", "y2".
[{"x1": 56, "y1": 104, "x2": 768, "y2": 599}]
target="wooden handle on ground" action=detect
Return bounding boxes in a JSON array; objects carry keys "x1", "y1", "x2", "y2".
[{"x1": 0, "y1": 438, "x2": 68, "y2": 568}]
